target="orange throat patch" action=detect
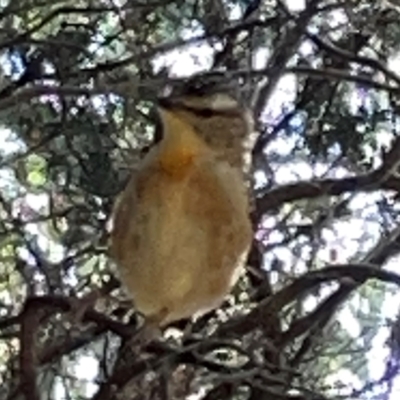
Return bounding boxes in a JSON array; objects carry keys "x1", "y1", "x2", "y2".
[{"x1": 158, "y1": 147, "x2": 195, "y2": 179}]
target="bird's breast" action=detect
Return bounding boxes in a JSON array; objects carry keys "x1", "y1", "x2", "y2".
[{"x1": 111, "y1": 153, "x2": 252, "y2": 325}]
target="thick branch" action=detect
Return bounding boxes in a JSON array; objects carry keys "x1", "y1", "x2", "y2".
[
  {"x1": 19, "y1": 303, "x2": 41, "y2": 400},
  {"x1": 256, "y1": 139, "x2": 400, "y2": 212}
]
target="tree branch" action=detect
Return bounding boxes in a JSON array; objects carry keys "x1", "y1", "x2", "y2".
[
  {"x1": 216, "y1": 263, "x2": 400, "y2": 339},
  {"x1": 307, "y1": 33, "x2": 400, "y2": 86},
  {"x1": 19, "y1": 302, "x2": 41, "y2": 400},
  {"x1": 252, "y1": 0, "x2": 322, "y2": 119},
  {"x1": 256, "y1": 136, "x2": 400, "y2": 213},
  {"x1": 287, "y1": 66, "x2": 400, "y2": 94}
]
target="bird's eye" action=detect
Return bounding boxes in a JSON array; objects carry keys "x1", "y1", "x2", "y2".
[{"x1": 196, "y1": 108, "x2": 214, "y2": 118}]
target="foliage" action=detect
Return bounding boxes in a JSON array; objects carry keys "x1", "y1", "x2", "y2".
[{"x1": 1, "y1": 0, "x2": 400, "y2": 399}]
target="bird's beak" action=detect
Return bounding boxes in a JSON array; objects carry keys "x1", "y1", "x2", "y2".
[
  {"x1": 157, "y1": 97, "x2": 175, "y2": 110},
  {"x1": 157, "y1": 96, "x2": 185, "y2": 111},
  {"x1": 157, "y1": 98, "x2": 178, "y2": 125}
]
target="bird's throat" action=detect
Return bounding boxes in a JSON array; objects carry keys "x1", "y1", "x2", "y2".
[
  {"x1": 158, "y1": 113, "x2": 209, "y2": 179},
  {"x1": 159, "y1": 143, "x2": 195, "y2": 179}
]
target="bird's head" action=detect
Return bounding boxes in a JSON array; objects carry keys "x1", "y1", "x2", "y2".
[
  {"x1": 156, "y1": 85, "x2": 255, "y2": 172},
  {"x1": 157, "y1": 90, "x2": 244, "y2": 124}
]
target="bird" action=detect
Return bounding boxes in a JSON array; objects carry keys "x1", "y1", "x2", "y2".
[
  {"x1": 109, "y1": 88, "x2": 253, "y2": 334},
  {"x1": 166, "y1": 82, "x2": 256, "y2": 177}
]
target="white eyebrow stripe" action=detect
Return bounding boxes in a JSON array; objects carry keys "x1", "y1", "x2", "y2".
[{"x1": 210, "y1": 94, "x2": 238, "y2": 110}]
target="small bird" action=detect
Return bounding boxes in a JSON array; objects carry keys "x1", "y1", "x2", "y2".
[{"x1": 109, "y1": 89, "x2": 253, "y2": 332}]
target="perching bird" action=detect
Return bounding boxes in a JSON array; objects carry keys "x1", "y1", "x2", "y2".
[{"x1": 109, "y1": 88, "x2": 253, "y2": 332}]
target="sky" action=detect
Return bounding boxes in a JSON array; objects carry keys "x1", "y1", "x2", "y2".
[{"x1": 1, "y1": 0, "x2": 400, "y2": 398}]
